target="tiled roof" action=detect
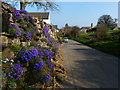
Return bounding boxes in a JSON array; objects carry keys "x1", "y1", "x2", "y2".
[{"x1": 29, "y1": 12, "x2": 49, "y2": 19}]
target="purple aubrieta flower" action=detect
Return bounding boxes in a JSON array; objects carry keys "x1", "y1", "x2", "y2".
[
  {"x1": 16, "y1": 29, "x2": 22, "y2": 36},
  {"x1": 13, "y1": 10, "x2": 21, "y2": 19},
  {"x1": 46, "y1": 73, "x2": 51, "y2": 83},
  {"x1": 39, "y1": 72, "x2": 51, "y2": 84},
  {"x1": 37, "y1": 49, "x2": 44, "y2": 56},
  {"x1": 46, "y1": 60, "x2": 55, "y2": 69},
  {"x1": 48, "y1": 41, "x2": 54, "y2": 45},
  {"x1": 21, "y1": 50, "x2": 33, "y2": 62},
  {"x1": 44, "y1": 25, "x2": 50, "y2": 31},
  {"x1": 43, "y1": 25, "x2": 50, "y2": 36},
  {"x1": 20, "y1": 48, "x2": 40, "y2": 62},
  {"x1": 34, "y1": 61, "x2": 44, "y2": 70},
  {"x1": 9, "y1": 23, "x2": 22, "y2": 36},
  {"x1": 48, "y1": 37, "x2": 54, "y2": 41},
  {"x1": 9, "y1": 23, "x2": 19, "y2": 29},
  {"x1": 30, "y1": 49, "x2": 39, "y2": 57},
  {"x1": 2, "y1": 73, "x2": 6, "y2": 78},
  {"x1": 44, "y1": 49, "x2": 54, "y2": 59},
  {"x1": 5, "y1": 63, "x2": 24, "y2": 80},
  {"x1": 19, "y1": 10, "x2": 28, "y2": 14},
  {"x1": 26, "y1": 32, "x2": 32, "y2": 40}
]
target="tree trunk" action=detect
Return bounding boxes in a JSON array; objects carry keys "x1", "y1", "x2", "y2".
[{"x1": 20, "y1": 2, "x2": 26, "y2": 10}]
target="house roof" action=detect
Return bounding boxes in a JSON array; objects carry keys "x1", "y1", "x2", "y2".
[
  {"x1": 80, "y1": 27, "x2": 90, "y2": 29},
  {"x1": 29, "y1": 12, "x2": 49, "y2": 19},
  {"x1": 52, "y1": 25, "x2": 58, "y2": 29}
]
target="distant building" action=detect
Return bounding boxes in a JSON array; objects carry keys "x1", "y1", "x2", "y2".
[
  {"x1": 52, "y1": 25, "x2": 58, "y2": 29},
  {"x1": 29, "y1": 12, "x2": 50, "y2": 24},
  {"x1": 80, "y1": 26, "x2": 96, "y2": 33}
]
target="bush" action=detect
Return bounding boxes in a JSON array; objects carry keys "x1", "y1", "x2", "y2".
[{"x1": 97, "y1": 23, "x2": 109, "y2": 40}]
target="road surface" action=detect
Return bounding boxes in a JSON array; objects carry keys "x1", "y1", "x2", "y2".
[{"x1": 62, "y1": 40, "x2": 119, "y2": 88}]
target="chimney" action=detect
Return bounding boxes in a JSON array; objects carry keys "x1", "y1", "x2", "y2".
[{"x1": 91, "y1": 23, "x2": 93, "y2": 28}]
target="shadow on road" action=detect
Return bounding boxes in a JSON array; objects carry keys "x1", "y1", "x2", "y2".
[{"x1": 62, "y1": 40, "x2": 119, "y2": 88}]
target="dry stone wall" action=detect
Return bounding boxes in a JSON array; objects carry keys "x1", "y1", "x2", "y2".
[{"x1": 0, "y1": 2, "x2": 66, "y2": 88}]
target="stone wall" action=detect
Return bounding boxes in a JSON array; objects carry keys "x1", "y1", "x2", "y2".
[{"x1": 1, "y1": 2, "x2": 65, "y2": 89}]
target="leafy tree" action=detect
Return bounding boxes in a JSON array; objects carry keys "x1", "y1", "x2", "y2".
[
  {"x1": 70, "y1": 26, "x2": 80, "y2": 38},
  {"x1": 97, "y1": 15, "x2": 117, "y2": 29},
  {"x1": 97, "y1": 23, "x2": 109, "y2": 40},
  {"x1": 64, "y1": 26, "x2": 72, "y2": 37}
]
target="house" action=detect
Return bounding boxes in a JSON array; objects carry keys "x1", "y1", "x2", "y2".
[
  {"x1": 52, "y1": 25, "x2": 58, "y2": 29},
  {"x1": 80, "y1": 27, "x2": 90, "y2": 33},
  {"x1": 113, "y1": 27, "x2": 120, "y2": 30},
  {"x1": 29, "y1": 12, "x2": 50, "y2": 24}
]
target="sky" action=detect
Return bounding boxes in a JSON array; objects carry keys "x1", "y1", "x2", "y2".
[{"x1": 9, "y1": 1, "x2": 118, "y2": 29}]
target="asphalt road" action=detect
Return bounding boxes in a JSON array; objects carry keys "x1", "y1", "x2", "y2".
[{"x1": 62, "y1": 40, "x2": 119, "y2": 88}]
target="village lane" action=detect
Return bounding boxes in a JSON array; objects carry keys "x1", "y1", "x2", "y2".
[{"x1": 62, "y1": 40, "x2": 119, "y2": 88}]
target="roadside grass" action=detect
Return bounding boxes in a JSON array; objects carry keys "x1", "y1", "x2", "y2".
[{"x1": 72, "y1": 30, "x2": 120, "y2": 57}]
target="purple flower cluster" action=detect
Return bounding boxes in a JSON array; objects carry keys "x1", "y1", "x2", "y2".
[
  {"x1": 46, "y1": 73, "x2": 51, "y2": 83},
  {"x1": 43, "y1": 25, "x2": 50, "y2": 36},
  {"x1": 20, "y1": 49, "x2": 38, "y2": 62},
  {"x1": 47, "y1": 37, "x2": 55, "y2": 45},
  {"x1": 44, "y1": 49, "x2": 54, "y2": 59},
  {"x1": 48, "y1": 37, "x2": 54, "y2": 41},
  {"x1": 9, "y1": 23, "x2": 22, "y2": 36},
  {"x1": 21, "y1": 50, "x2": 34, "y2": 62},
  {"x1": 16, "y1": 29, "x2": 22, "y2": 36},
  {"x1": 13, "y1": 10, "x2": 21, "y2": 19},
  {"x1": 26, "y1": 32, "x2": 32, "y2": 40},
  {"x1": 3, "y1": 63, "x2": 24, "y2": 80},
  {"x1": 9, "y1": 23, "x2": 19, "y2": 29},
  {"x1": 20, "y1": 48, "x2": 45, "y2": 62},
  {"x1": 30, "y1": 49, "x2": 39, "y2": 57},
  {"x1": 2, "y1": 69, "x2": 6, "y2": 78},
  {"x1": 38, "y1": 49, "x2": 44, "y2": 56},
  {"x1": 40, "y1": 72, "x2": 51, "y2": 84},
  {"x1": 19, "y1": 10, "x2": 28, "y2": 14},
  {"x1": 46, "y1": 60, "x2": 55, "y2": 69},
  {"x1": 34, "y1": 61, "x2": 44, "y2": 70}
]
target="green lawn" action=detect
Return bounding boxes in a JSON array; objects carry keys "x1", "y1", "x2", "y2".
[{"x1": 72, "y1": 30, "x2": 120, "y2": 57}]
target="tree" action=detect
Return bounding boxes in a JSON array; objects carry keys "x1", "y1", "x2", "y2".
[
  {"x1": 64, "y1": 26, "x2": 72, "y2": 37},
  {"x1": 70, "y1": 26, "x2": 80, "y2": 38},
  {"x1": 97, "y1": 23, "x2": 109, "y2": 40},
  {"x1": 5, "y1": 0, "x2": 59, "y2": 11},
  {"x1": 97, "y1": 15, "x2": 117, "y2": 29}
]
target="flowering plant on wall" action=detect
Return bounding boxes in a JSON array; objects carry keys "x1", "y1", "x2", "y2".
[
  {"x1": 8, "y1": 23, "x2": 22, "y2": 37},
  {"x1": 2, "y1": 3, "x2": 65, "y2": 88},
  {"x1": 7, "y1": 8, "x2": 36, "y2": 41},
  {"x1": 2, "y1": 44, "x2": 56, "y2": 88}
]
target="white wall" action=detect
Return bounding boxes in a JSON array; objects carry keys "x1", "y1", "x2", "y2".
[{"x1": 43, "y1": 14, "x2": 50, "y2": 24}]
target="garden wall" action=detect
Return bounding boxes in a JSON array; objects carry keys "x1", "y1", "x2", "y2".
[{"x1": 0, "y1": 2, "x2": 66, "y2": 89}]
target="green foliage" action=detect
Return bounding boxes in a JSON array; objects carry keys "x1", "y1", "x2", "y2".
[
  {"x1": 10, "y1": 45, "x2": 22, "y2": 54},
  {"x1": 97, "y1": 15, "x2": 117, "y2": 29},
  {"x1": 73, "y1": 30, "x2": 120, "y2": 57},
  {"x1": 8, "y1": 27, "x2": 17, "y2": 35}
]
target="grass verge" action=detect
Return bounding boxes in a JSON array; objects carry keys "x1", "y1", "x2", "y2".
[{"x1": 72, "y1": 30, "x2": 120, "y2": 57}]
